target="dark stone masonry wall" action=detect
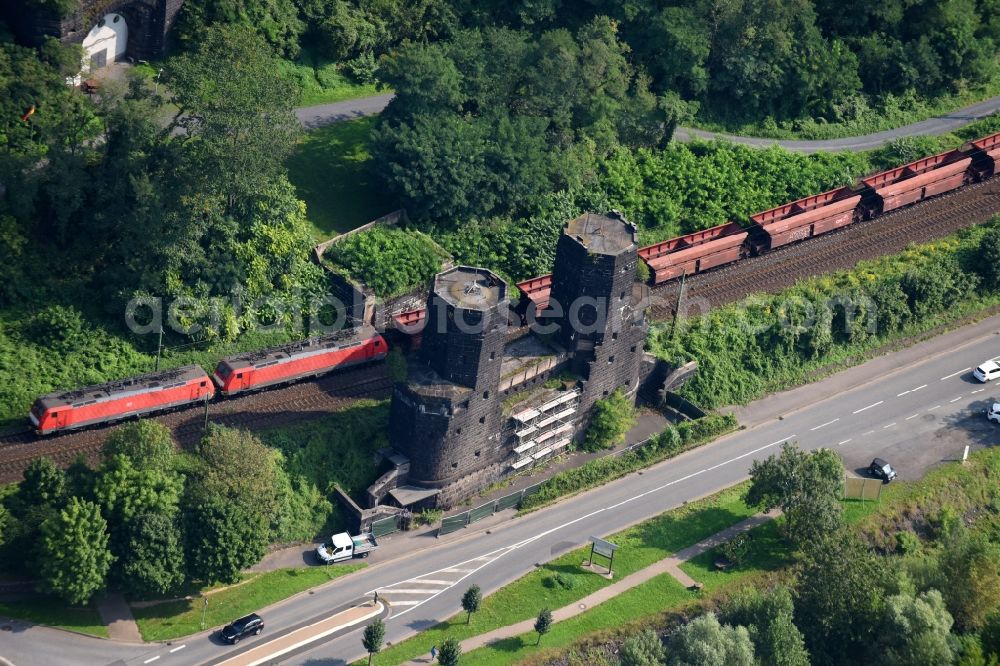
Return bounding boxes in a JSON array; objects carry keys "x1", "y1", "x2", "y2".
[{"x1": 387, "y1": 214, "x2": 648, "y2": 510}]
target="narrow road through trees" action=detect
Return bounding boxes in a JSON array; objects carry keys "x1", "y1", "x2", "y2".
[{"x1": 295, "y1": 93, "x2": 1000, "y2": 152}]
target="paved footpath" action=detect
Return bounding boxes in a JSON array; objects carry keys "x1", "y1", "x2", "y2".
[
  {"x1": 400, "y1": 510, "x2": 779, "y2": 665},
  {"x1": 95, "y1": 592, "x2": 143, "y2": 643}
]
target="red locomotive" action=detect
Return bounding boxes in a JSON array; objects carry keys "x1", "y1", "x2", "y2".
[
  {"x1": 212, "y1": 325, "x2": 387, "y2": 395},
  {"x1": 30, "y1": 365, "x2": 215, "y2": 436}
]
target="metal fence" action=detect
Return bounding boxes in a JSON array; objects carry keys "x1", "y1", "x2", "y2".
[
  {"x1": 437, "y1": 482, "x2": 546, "y2": 537},
  {"x1": 844, "y1": 477, "x2": 883, "y2": 501},
  {"x1": 371, "y1": 514, "x2": 402, "y2": 537}
]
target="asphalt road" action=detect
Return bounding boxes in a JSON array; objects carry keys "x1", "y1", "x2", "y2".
[
  {"x1": 293, "y1": 93, "x2": 1000, "y2": 152},
  {"x1": 2, "y1": 313, "x2": 998, "y2": 666}
]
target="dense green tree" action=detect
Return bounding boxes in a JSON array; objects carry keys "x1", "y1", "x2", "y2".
[
  {"x1": 92, "y1": 455, "x2": 183, "y2": 528},
  {"x1": 176, "y1": 0, "x2": 305, "y2": 57},
  {"x1": 167, "y1": 26, "x2": 300, "y2": 204},
  {"x1": 583, "y1": 388, "x2": 637, "y2": 452},
  {"x1": 362, "y1": 617, "x2": 385, "y2": 665},
  {"x1": 182, "y1": 426, "x2": 282, "y2": 581},
  {"x1": 373, "y1": 19, "x2": 668, "y2": 223},
  {"x1": 270, "y1": 468, "x2": 332, "y2": 544},
  {"x1": 184, "y1": 494, "x2": 267, "y2": 584},
  {"x1": 17, "y1": 457, "x2": 67, "y2": 511},
  {"x1": 937, "y1": 523, "x2": 1000, "y2": 631},
  {"x1": 102, "y1": 420, "x2": 176, "y2": 471},
  {"x1": 879, "y1": 590, "x2": 954, "y2": 666},
  {"x1": 795, "y1": 532, "x2": 886, "y2": 665},
  {"x1": 722, "y1": 586, "x2": 808, "y2": 666},
  {"x1": 437, "y1": 636, "x2": 461, "y2": 665},
  {"x1": 195, "y1": 426, "x2": 282, "y2": 521},
  {"x1": 461, "y1": 585, "x2": 482, "y2": 624},
  {"x1": 535, "y1": 607, "x2": 553, "y2": 645},
  {"x1": 620, "y1": 628, "x2": 666, "y2": 666},
  {"x1": 117, "y1": 512, "x2": 186, "y2": 598},
  {"x1": 37, "y1": 498, "x2": 113, "y2": 604},
  {"x1": 666, "y1": 613, "x2": 755, "y2": 666},
  {"x1": 745, "y1": 442, "x2": 844, "y2": 546},
  {"x1": 971, "y1": 227, "x2": 1000, "y2": 290}
]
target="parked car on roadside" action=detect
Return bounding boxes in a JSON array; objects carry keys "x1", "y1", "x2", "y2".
[
  {"x1": 987, "y1": 403, "x2": 1000, "y2": 424},
  {"x1": 220, "y1": 613, "x2": 263, "y2": 644},
  {"x1": 869, "y1": 458, "x2": 897, "y2": 483}
]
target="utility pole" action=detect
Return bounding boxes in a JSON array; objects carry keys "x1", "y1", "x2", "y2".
[
  {"x1": 201, "y1": 597, "x2": 208, "y2": 630},
  {"x1": 203, "y1": 394, "x2": 210, "y2": 432},
  {"x1": 155, "y1": 326, "x2": 163, "y2": 371},
  {"x1": 670, "y1": 270, "x2": 686, "y2": 341}
]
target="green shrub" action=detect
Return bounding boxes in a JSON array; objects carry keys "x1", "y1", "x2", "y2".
[
  {"x1": 895, "y1": 531, "x2": 921, "y2": 555},
  {"x1": 414, "y1": 509, "x2": 443, "y2": 526},
  {"x1": 325, "y1": 227, "x2": 449, "y2": 298},
  {"x1": 582, "y1": 389, "x2": 636, "y2": 452}
]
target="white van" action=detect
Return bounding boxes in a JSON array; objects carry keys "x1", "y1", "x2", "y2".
[{"x1": 987, "y1": 403, "x2": 1000, "y2": 424}]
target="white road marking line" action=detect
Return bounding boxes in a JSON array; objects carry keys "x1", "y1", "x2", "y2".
[
  {"x1": 912, "y1": 384, "x2": 928, "y2": 392},
  {"x1": 381, "y1": 434, "x2": 800, "y2": 618},
  {"x1": 941, "y1": 368, "x2": 971, "y2": 380},
  {"x1": 897, "y1": 390, "x2": 910, "y2": 397},
  {"x1": 810, "y1": 418, "x2": 839, "y2": 431},
  {"x1": 404, "y1": 579, "x2": 454, "y2": 586},
  {"x1": 379, "y1": 588, "x2": 449, "y2": 595},
  {"x1": 883, "y1": 423, "x2": 896, "y2": 429},
  {"x1": 905, "y1": 414, "x2": 920, "y2": 420},
  {"x1": 972, "y1": 388, "x2": 986, "y2": 394},
  {"x1": 838, "y1": 439, "x2": 852, "y2": 446},
  {"x1": 950, "y1": 396, "x2": 963, "y2": 403},
  {"x1": 169, "y1": 645, "x2": 186, "y2": 653},
  {"x1": 385, "y1": 600, "x2": 421, "y2": 606},
  {"x1": 144, "y1": 658, "x2": 160, "y2": 664},
  {"x1": 863, "y1": 430, "x2": 875, "y2": 435},
  {"x1": 438, "y1": 568, "x2": 475, "y2": 574},
  {"x1": 853, "y1": 401, "x2": 883, "y2": 414},
  {"x1": 928, "y1": 405, "x2": 941, "y2": 411}
]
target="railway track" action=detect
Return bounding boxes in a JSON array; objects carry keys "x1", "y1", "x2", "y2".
[
  {"x1": 0, "y1": 364, "x2": 392, "y2": 484},
  {"x1": 5, "y1": 176, "x2": 1000, "y2": 483},
  {"x1": 648, "y1": 176, "x2": 1000, "y2": 319}
]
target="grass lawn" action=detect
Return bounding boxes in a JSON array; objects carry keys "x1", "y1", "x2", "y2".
[
  {"x1": 286, "y1": 117, "x2": 395, "y2": 240},
  {"x1": 0, "y1": 598, "x2": 108, "y2": 638},
  {"x1": 132, "y1": 564, "x2": 364, "y2": 642},
  {"x1": 460, "y1": 573, "x2": 693, "y2": 666},
  {"x1": 361, "y1": 483, "x2": 757, "y2": 666},
  {"x1": 679, "y1": 518, "x2": 792, "y2": 593}
]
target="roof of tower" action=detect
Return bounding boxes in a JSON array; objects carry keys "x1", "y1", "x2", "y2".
[
  {"x1": 563, "y1": 212, "x2": 637, "y2": 255},
  {"x1": 433, "y1": 266, "x2": 507, "y2": 311}
]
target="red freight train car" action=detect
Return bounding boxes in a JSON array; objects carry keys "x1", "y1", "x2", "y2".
[
  {"x1": 969, "y1": 131, "x2": 1000, "y2": 180},
  {"x1": 391, "y1": 308, "x2": 427, "y2": 350},
  {"x1": 30, "y1": 365, "x2": 215, "y2": 435},
  {"x1": 861, "y1": 149, "x2": 971, "y2": 216},
  {"x1": 212, "y1": 325, "x2": 387, "y2": 395},
  {"x1": 750, "y1": 186, "x2": 862, "y2": 250},
  {"x1": 516, "y1": 274, "x2": 553, "y2": 320},
  {"x1": 640, "y1": 222, "x2": 748, "y2": 284}
]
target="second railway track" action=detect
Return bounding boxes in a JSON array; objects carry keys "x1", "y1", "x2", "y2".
[{"x1": 649, "y1": 175, "x2": 1000, "y2": 318}]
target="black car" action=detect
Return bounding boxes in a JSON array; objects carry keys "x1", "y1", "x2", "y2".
[
  {"x1": 869, "y1": 458, "x2": 897, "y2": 483},
  {"x1": 220, "y1": 613, "x2": 264, "y2": 644}
]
